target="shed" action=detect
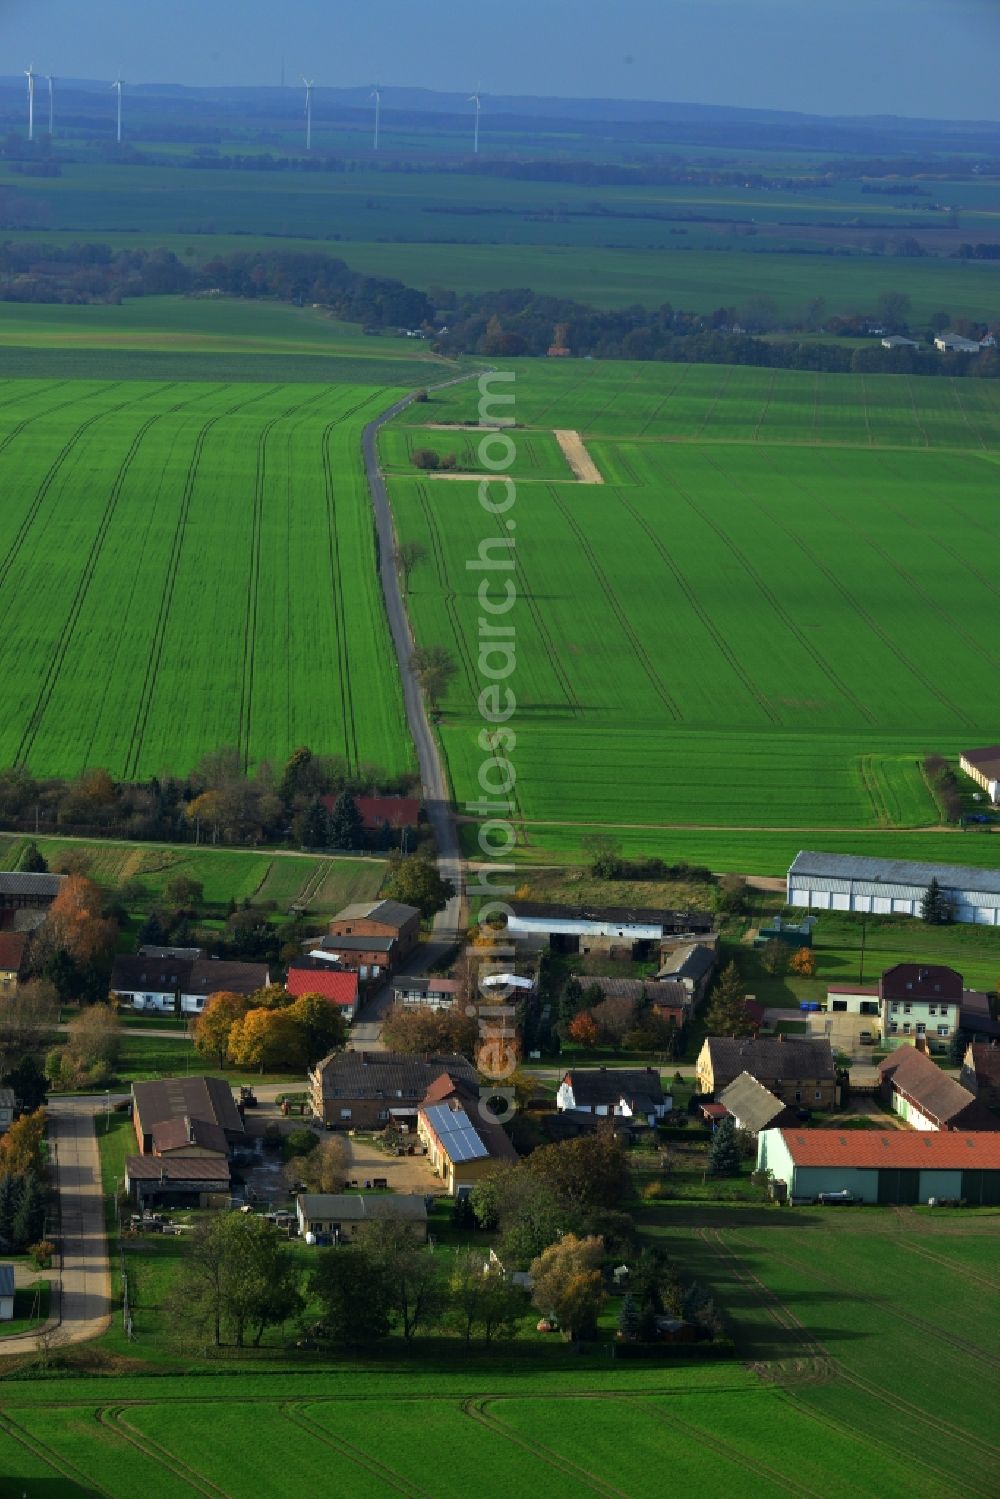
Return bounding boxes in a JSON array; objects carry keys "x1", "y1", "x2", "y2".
[
  {"x1": 758, "y1": 1127, "x2": 1000, "y2": 1205},
  {"x1": 787, "y1": 850, "x2": 1000, "y2": 927}
]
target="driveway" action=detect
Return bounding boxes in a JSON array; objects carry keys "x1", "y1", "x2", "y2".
[{"x1": 344, "y1": 1133, "x2": 444, "y2": 1195}]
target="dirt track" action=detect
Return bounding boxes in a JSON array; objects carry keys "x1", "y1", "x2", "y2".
[{"x1": 554, "y1": 429, "x2": 604, "y2": 484}]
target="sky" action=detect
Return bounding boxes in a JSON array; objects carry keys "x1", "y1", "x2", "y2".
[{"x1": 1, "y1": 0, "x2": 998, "y2": 121}]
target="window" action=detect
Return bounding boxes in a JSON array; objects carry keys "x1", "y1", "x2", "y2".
[
  {"x1": 937, "y1": 1025, "x2": 949, "y2": 1037},
  {"x1": 928, "y1": 1005, "x2": 936, "y2": 1017},
  {"x1": 377, "y1": 1109, "x2": 389, "y2": 1121},
  {"x1": 916, "y1": 1023, "x2": 926, "y2": 1035},
  {"x1": 904, "y1": 1004, "x2": 912, "y2": 1015},
  {"x1": 903, "y1": 1023, "x2": 911, "y2": 1034},
  {"x1": 794, "y1": 1090, "x2": 802, "y2": 1102},
  {"x1": 891, "y1": 1002, "x2": 900, "y2": 1014},
  {"x1": 890, "y1": 1023, "x2": 898, "y2": 1034},
  {"x1": 340, "y1": 1108, "x2": 352, "y2": 1120},
  {"x1": 814, "y1": 1090, "x2": 822, "y2": 1101}
]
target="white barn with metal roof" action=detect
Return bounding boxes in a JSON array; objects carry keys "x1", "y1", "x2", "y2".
[{"x1": 787, "y1": 851, "x2": 1000, "y2": 926}]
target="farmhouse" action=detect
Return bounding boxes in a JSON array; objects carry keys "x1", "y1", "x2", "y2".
[
  {"x1": 880, "y1": 963, "x2": 960, "y2": 1052},
  {"x1": 308, "y1": 1049, "x2": 477, "y2": 1129},
  {"x1": 786, "y1": 850, "x2": 1000, "y2": 926},
  {"x1": 505, "y1": 900, "x2": 712, "y2": 956},
  {"x1": 0, "y1": 933, "x2": 26, "y2": 997},
  {"x1": 0, "y1": 1264, "x2": 14, "y2": 1321},
  {"x1": 717, "y1": 1072, "x2": 795, "y2": 1136},
  {"x1": 418, "y1": 1097, "x2": 516, "y2": 1195},
  {"x1": 878, "y1": 1045, "x2": 999, "y2": 1131},
  {"x1": 180, "y1": 959, "x2": 270, "y2": 1015},
  {"x1": 961, "y1": 1042, "x2": 1000, "y2": 1108},
  {"x1": 392, "y1": 975, "x2": 461, "y2": 1010},
  {"x1": 654, "y1": 942, "x2": 717, "y2": 1000},
  {"x1": 110, "y1": 954, "x2": 192, "y2": 1013},
  {"x1": 697, "y1": 1035, "x2": 837, "y2": 1109},
  {"x1": 285, "y1": 960, "x2": 360, "y2": 1022},
  {"x1": 757, "y1": 1127, "x2": 1000, "y2": 1205},
  {"x1": 131, "y1": 1076, "x2": 245, "y2": 1156},
  {"x1": 296, "y1": 1193, "x2": 428, "y2": 1243},
  {"x1": 960, "y1": 745, "x2": 1000, "y2": 805},
  {"x1": 125, "y1": 1155, "x2": 231, "y2": 1208},
  {"x1": 934, "y1": 332, "x2": 981, "y2": 353},
  {"x1": 0, "y1": 871, "x2": 65, "y2": 930},
  {"x1": 556, "y1": 1067, "x2": 669, "y2": 1126},
  {"x1": 319, "y1": 899, "x2": 421, "y2": 975}
]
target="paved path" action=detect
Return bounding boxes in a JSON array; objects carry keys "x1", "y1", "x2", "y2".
[{"x1": 0, "y1": 1098, "x2": 111, "y2": 1357}]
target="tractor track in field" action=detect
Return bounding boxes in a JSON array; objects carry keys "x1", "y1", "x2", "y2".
[
  {"x1": 870, "y1": 462, "x2": 1000, "y2": 606},
  {"x1": 635, "y1": 1398, "x2": 822, "y2": 1498},
  {"x1": 320, "y1": 412, "x2": 364, "y2": 772},
  {"x1": 15, "y1": 384, "x2": 204, "y2": 768},
  {"x1": 902, "y1": 1239, "x2": 1000, "y2": 1292},
  {"x1": 0, "y1": 379, "x2": 101, "y2": 465},
  {"x1": 614, "y1": 486, "x2": 779, "y2": 725},
  {"x1": 949, "y1": 378, "x2": 991, "y2": 450},
  {"x1": 700, "y1": 447, "x2": 975, "y2": 727},
  {"x1": 693, "y1": 364, "x2": 736, "y2": 439},
  {"x1": 238, "y1": 385, "x2": 337, "y2": 773},
  {"x1": 465, "y1": 1398, "x2": 631, "y2": 1499},
  {"x1": 413, "y1": 480, "x2": 480, "y2": 700},
  {"x1": 0, "y1": 383, "x2": 148, "y2": 617},
  {"x1": 667, "y1": 459, "x2": 877, "y2": 725},
  {"x1": 101, "y1": 1405, "x2": 228, "y2": 1497},
  {"x1": 123, "y1": 385, "x2": 279, "y2": 781},
  {"x1": 282, "y1": 1402, "x2": 431, "y2": 1498},
  {"x1": 547, "y1": 483, "x2": 683, "y2": 721},
  {"x1": 857, "y1": 754, "x2": 890, "y2": 825},
  {"x1": 0, "y1": 1409, "x2": 113, "y2": 1497},
  {"x1": 636, "y1": 362, "x2": 695, "y2": 436},
  {"x1": 752, "y1": 368, "x2": 779, "y2": 442}
]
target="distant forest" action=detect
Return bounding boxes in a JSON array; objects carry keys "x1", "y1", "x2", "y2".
[{"x1": 0, "y1": 240, "x2": 998, "y2": 378}]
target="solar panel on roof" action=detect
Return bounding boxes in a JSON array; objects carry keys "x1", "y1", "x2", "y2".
[{"x1": 423, "y1": 1103, "x2": 489, "y2": 1163}]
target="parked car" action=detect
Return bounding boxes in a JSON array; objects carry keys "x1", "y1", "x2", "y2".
[{"x1": 859, "y1": 1031, "x2": 875, "y2": 1045}]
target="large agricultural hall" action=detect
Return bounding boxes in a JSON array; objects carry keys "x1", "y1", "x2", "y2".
[{"x1": 786, "y1": 850, "x2": 1000, "y2": 927}]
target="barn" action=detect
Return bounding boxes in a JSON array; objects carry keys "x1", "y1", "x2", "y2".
[
  {"x1": 786, "y1": 850, "x2": 1000, "y2": 927},
  {"x1": 758, "y1": 1127, "x2": 1000, "y2": 1205}
]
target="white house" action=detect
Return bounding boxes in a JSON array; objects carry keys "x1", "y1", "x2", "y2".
[
  {"x1": 787, "y1": 850, "x2": 1000, "y2": 927},
  {"x1": 556, "y1": 1067, "x2": 669, "y2": 1126},
  {"x1": 392, "y1": 976, "x2": 461, "y2": 1010},
  {"x1": 960, "y1": 746, "x2": 1000, "y2": 806},
  {"x1": 109, "y1": 955, "x2": 189, "y2": 1013}
]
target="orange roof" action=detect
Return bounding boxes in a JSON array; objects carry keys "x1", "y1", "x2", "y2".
[
  {"x1": 285, "y1": 966, "x2": 358, "y2": 1006},
  {"x1": 777, "y1": 1129, "x2": 1000, "y2": 1170}
]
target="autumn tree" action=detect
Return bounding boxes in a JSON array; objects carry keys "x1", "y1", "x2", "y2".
[
  {"x1": 380, "y1": 1002, "x2": 478, "y2": 1058},
  {"x1": 0, "y1": 1108, "x2": 47, "y2": 1178},
  {"x1": 530, "y1": 1234, "x2": 605, "y2": 1341},
  {"x1": 193, "y1": 991, "x2": 254, "y2": 1068},
  {"x1": 287, "y1": 993, "x2": 347, "y2": 1065},
  {"x1": 789, "y1": 946, "x2": 816, "y2": 978},
  {"x1": 52, "y1": 1004, "x2": 121, "y2": 1086},
  {"x1": 567, "y1": 1010, "x2": 600, "y2": 1049},
  {"x1": 227, "y1": 1008, "x2": 306, "y2": 1074},
  {"x1": 288, "y1": 1135, "x2": 349, "y2": 1194},
  {"x1": 36, "y1": 873, "x2": 116, "y2": 973}
]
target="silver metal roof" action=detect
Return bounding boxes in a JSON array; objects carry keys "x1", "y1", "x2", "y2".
[
  {"x1": 422, "y1": 1103, "x2": 489, "y2": 1163},
  {"x1": 788, "y1": 850, "x2": 1000, "y2": 898}
]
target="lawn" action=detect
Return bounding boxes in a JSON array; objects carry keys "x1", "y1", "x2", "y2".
[
  {"x1": 0, "y1": 378, "x2": 411, "y2": 780},
  {"x1": 391, "y1": 361, "x2": 1000, "y2": 865},
  {"x1": 0, "y1": 1283, "x2": 51, "y2": 1340}
]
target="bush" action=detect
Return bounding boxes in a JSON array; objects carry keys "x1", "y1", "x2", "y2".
[
  {"x1": 282, "y1": 1127, "x2": 319, "y2": 1160},
  {"x1": 29, "y1": 1239, "x2": 54, "y2": 1268},
  {"x1": 411, "y1": 447, "x2": 441, "y2": 470}
]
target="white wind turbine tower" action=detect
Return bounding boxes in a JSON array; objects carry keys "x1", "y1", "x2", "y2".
[
  {"x1": 302, "y1": 77, "x2": 314, "y2": 151},
  {"x1": 111, "y1": 75, "x2": 124, "y2": 143},
  {"x1": 45, "y1": 74, "x2": 55, "y2": 136},
  {"x1": 24, "y1": 65, "x2": 36, "y2": 142},
  {"x1": 371, "y1": 86, "x2": 381, "y2": 151},
  {"x1": 468, "y1": 85, "x2": 482, "y2": 154}
]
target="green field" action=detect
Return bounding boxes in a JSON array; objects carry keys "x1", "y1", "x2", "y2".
[
  {"x1": 390, "y1": 361, "x2": 1000, "y2": 859},
  {"x1": 0, "y1": 378, "x2": 411, "y2": 779}
]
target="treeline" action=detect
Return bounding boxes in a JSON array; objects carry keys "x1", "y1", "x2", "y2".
[{"x1": 0, "y1": 746, "x2": 419, "y2": 849}]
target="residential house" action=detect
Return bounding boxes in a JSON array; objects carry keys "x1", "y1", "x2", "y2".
[
  {"x1": 0, "y1": 1088, "x2": 15, "y2": 1135},
  {"x1": 961, "y1": 1042, "x2": 1000, "y2": 1109},
  {"x1": 286, "y1": 961, "x2": 360, "y2": 1023},
  {"x1": 0, "y1": 933, "x2": 26, "y2": 997},
  {"x1": 575, "y1": 975, "x2": 691, "y2": 1026},
  {"x1": 131, "y1": 1075, "x2": 245, "y2": 1156},
  {"x1": 149, "y1": 1115, "x2": 230, "y2": 1159},
  {"x1": 180, "y1": 958, "x2": 270, "y2": 1016},
  {"x1": 959, "y1": 746, "x2": 1000, "y2": 806},
  {"x1": 110, "y1": 954, "x2": 192, "y2": 1014},
  {"x1": 125, "y1": 1155, "x2": 231, "y2": 1208},
  {"x1": 880, "y1": 963, "x2": 961, "y2": 1053},
  {"x1": 717, "y1": 1072, "x2": 795, "y2": 1136},
  {"x1": 308, "y1": 1049, "x2": 477, "y2": 1129},
  {"x1": 0, "y1": 1264, "x2": 14, "y2": 1321},
  {"x1": 138, "y1": 945, "x2": 204, "y2": 961},
  {"x1": 392, "y1": 975, "x2": 461, "y2": 1010},
  {"x1": 417, "y1": 1095, "x2": 517, "y2": 1196},
  {"x1": 757, "y1": 1127, "x2": 1000, "y2": 1205},
  {"x1": 878, "y1": 1045, "x2": 999, "y2": 1131},
  {"x1": 648, "y1": 981, "x2": 691, "y2": 1027},
  {"x1": 319, "y1": 899, "x2": 421, "y2": 975},
  {"x1": 296, "y1": 1192, "x2": 428, "y2": 1242},
  {"x1": 696, "y1": 1035, "x2": 837, "y2": 1109},
  {"x1": 786, "y1": 850, "x2": 1000, "y2": 927},
  {"x1": 556, "y1": 1067, "x2": 669, "y2": 1126},
  {"x1": 654, "y1": 942, "x2": 717, "y2": 1001}
]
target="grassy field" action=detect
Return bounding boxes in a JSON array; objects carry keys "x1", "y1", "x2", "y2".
[
  {"x1": 0, "y1": 378, "x2": 411, "y2": 779},
  {"x1": 390, "y1": 361, "x2": 1000, "y2": 862}
]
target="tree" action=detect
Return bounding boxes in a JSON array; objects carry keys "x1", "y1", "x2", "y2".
[
  {"x1": 380, "y1": 1002, "x2": 478, "y2": 1058},
  {"x1": 409, "y1": 645, "x2": 456, "y2": 709},
  {"x1": 178, "y1": 1212, "x2": 301, "y2": 1348},
  {"x1": 310, "y1": 1245, "x2": 392, "y2": 1344},
  {"x1": 715, "y1": 873, "x2": 749, "y2": 915},
  {"x1": 921, "y1": 877, "x2": 951, "y2": 925},
  {"x1": 297, "y1": 797, "x2": 330, "y2": 850},
  {"x1": 525, "y1": 1129, "x2": 631, "y2": 1215},
  {"x1": 11, "y1": 1173, "x2": 45, "y2": 1251},
  {"x1": 704, "y1": 961, "x2": 753, "y2": 1037},
  {"x1": 381, "y1": 853, "x2": 454, "y2": 920},
  {"x1": 789, "y1": 946, "x2": 816, "y2": 978},
  {"x1": 327, "y1": 791, "x2": 363, "y2": 850},
  {"x1": 34, "y1": 873, "x2": 116, "y2": 974},
  {"x1": 291, "y1": 1135, "x2": 349, "y2": 1194},
  {"x1": 19, "y1": 841, "x2": 47, "y2": 874},
  {"x1": 193, "y1": 991, "x2": 254, "y2": 1067},
  {"x1": 287, "y1": 993, "x2": 347, "y2": 1066},
  {"x1": 566, "y1": 1010, "x2": 601, "y2": 1048},
  {"x1": 707, "y1": 1117, "x2": 741, "y2": 1178},
  {"x1": 0, "y1": 1109, "x2": 46, "y2": 1178},
  {"x1": 357, "y1": 1220, "x2": 445, "y2": 1341},
  {"x1": 2, "y1": 1054, "x2": 47, "y2": 1112},
  {"x1": 227, "y1": 1007, "x2": 305, "y2": 1073},
  {"x1": 164, "y1": 875, "x2": 204, "y2": 910},
  {"x1": 618, "y1": 1293, "x2": 640, "y2": 1341},
  {"x1": 279, "y1": 745, "x2": 315, "y2": 805},
  {"x1": 411, "y1": 447, "x2": 442, "y2": 470},
  {"x1": 877, "y1": 289, "x2": 912, "y2": 331},
  {"x1": 397, "y1": 540, "x2": 427, "y2": 590},
  {"x1": 447, "y1": 1251, "x2": 522, "y2": 1345},
  {"x1": 530, "y1": 1234, "x2": 605, "y2": 1341},
  {"x1": 57, "y1": 1003, "x2": 121, "y2": 1084}
]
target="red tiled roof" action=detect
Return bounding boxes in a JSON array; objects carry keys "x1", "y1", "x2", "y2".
[
  {"x1": 0, "y1": 932, "x2": 26, "y2": 971},
  {"x1": 286, "y1": 966, "x2": 358, "y2": 1006},
  {"x1": 879, "y1": 964, "x2": 963, "y2": 1003},
  {"x1": 777, "y1": 1129, "x2": 1000, "y2": 1169},
  {"x1": 355, "y1": 795, "x2": 420, "y2": 830},
  {"x1": 827, "y1": 984, "x2": 878, "y2": 995}
]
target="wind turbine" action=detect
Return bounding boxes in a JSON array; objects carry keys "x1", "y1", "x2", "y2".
[
  {"x1": 371, "y1": 86, "x2": 381, "y2": 151},
  {"x1": 111, "y1": 75, "x2": 124, "y2": 143},
  {"x1": 45, "y1": 74, "x2": 55, "y2": 136},
  {"x1": 469, "y1": 85, "x2": 482, "y2": 154},
  {"x1": 24, "y1": 65, "x2": 36, "y2": 142},
  {"x1": 302, "y1": 76, "x2": 314, "y2": 151}
]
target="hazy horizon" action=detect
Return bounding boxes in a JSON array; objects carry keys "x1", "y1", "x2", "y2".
[{"x1": 0, "y1": 0, "x2": 998, "y2": 124}]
